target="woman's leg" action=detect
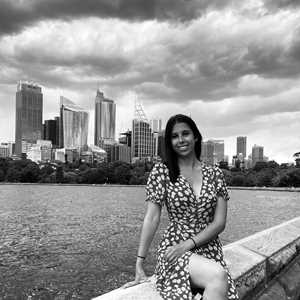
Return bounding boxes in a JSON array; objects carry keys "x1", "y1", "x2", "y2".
[{"x1": 189, "y1": 254, "x2": 228, "y2": 300}]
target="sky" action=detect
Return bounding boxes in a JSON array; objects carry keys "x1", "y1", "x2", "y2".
[{"x1": 0, "y1": 0, "x2": 300, "y2": 163}]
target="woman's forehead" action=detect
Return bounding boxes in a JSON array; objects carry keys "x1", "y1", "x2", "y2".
[{"x1": 172, "y1": 122, "x2": 192, "y2": 132}]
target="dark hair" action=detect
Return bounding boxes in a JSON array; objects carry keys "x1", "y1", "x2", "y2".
[{"x1": 164, "y1": 114, "x2": 202, "y2": 183}]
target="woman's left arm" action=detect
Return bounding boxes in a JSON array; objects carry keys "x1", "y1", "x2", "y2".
[
  {"x1": 182, "y1": 196, "x2": 227, "y2": 251},
  {"x1": 165, "y1": 196, "x2": 227, "y2": 262}
]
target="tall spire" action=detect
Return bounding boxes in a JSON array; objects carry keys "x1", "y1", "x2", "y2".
[{"x1": 134, "y1": 96, "x2": 148, "y2": 122}]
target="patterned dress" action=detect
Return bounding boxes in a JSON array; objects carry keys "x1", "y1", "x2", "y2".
[{"x1": 146, "y1": 162, "x2": 239, "y2": 300}]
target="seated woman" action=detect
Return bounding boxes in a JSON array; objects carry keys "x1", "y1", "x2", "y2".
[{"x1": 124, "y1": 114, "x2": 239, "y2": 300}]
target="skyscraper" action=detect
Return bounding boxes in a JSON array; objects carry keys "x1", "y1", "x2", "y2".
[
  {"x1": 15, "y1": 81, "x2": 43, "y2": 155},
  {"x1": 94, "y1": 89, "x2": 116, "y2": 146},
  {"x1": 59, "y1": 96, "x2": 89, "y2": 150},
  {"x1": 132, "y1": 119, "x2": 154, "y2": 161},
  {"x1": 236, "y1": 136, "x2": 247, "y2": 159},
  {"x1": 201, "y1": 140, "x2": 224, "y2": 165},
  {"x1": 252, "y1": 144, "x2": 264, "y2": 167},
  {"x1": 150, "y1": 119, "x2": 162, "y2": 158},
  {"x1": 131, "y1": 100, "x2": 154, "y2": 161},
  {"x1": 43, "y1": 118, "x2": 59, "y2": 148}
]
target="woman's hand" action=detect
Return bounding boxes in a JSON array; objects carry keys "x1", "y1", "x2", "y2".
[
  {"x1": 122, "y1": 261, "x2": 150, "y2": 289},
  {"x1": 164, "y1": 240, "x2": 191, "y2": 264}
]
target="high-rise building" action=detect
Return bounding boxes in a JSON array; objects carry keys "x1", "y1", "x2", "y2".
[
  {"x1": 15, "y1": 81, "x2": 43, "y2": 155},
  {"x1": 201, "y1": 140, "x2": 224, "y2": 165},
  {"x1": 43, "y1": 118, "x2": 59, "y2": 148},
  {"x1": 252, "y1": 144, "x2": 264, "y2": 167},
  {"x1": 150, "y1": 119, "x2": 162, "y2": 133},
  {"x1": 236, "y1": 136, "x2": 247, "y2": 159},
  {"x1": 59, "y1": 96, "x2": 89, "y2": 151},
  {"x1": 132, "y1": 119, "x2": 154, "y2": 161},
  {"x1": 94, "y1": 90, "x2": 116, "y2": 146},
  {"x1": 131, "y1": 101, "x2": 155, "y2": 162},
  {"x1": 150, "y1": 119, "x2": 162, "y2": 158}
]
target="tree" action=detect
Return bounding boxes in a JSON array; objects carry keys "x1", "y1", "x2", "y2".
[
  {"x1": 230, "y1": 175, "x2": 245, "y2": 186},
  {"x1": 55, "y1": 165, "x2": 64, "y2": 183},
  {"x1": 20, "y1": 162, "x2": 41, "y2": 182},
  {"x1": 253, "y1": 161, "x2": 268, "y2": 172},
  {"x1": 113, "y1": 163, "x2": 131, "y2": 184}
]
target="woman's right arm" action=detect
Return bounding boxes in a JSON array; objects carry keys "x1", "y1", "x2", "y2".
[{"x1": 123, "y1": 201, "x2": 162, "y2": 288}]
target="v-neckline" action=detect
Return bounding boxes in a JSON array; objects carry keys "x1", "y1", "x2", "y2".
[{"x1": 180, "y1": 163, "x2": 204, "y2": 199}]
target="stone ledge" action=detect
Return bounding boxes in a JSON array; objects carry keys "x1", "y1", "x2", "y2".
[{"x1": 92, "y1": 217, "x2": 300, "y2": 300}]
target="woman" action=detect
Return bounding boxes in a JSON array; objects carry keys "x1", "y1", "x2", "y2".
[{"x1": 124, "y1": 114, "x2": 239, "y2": 300}]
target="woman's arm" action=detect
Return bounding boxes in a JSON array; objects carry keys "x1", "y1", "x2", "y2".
[
  {"x1": 123, "y1": 201, "x2": 162, "y2": 288},
  {"x1": 184, "y1": 195, "x2": 228, "y2": 250},
  {"x1": 137, "y1": 201, "x2": 162, "y2": 261},
  {"x1": 165, "y1": 196, "x2": 227, "y2": 262}
]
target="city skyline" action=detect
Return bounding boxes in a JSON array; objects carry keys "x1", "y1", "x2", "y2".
[{"x1": 1, "y1": 1, "x2": 300, "y2": 163}]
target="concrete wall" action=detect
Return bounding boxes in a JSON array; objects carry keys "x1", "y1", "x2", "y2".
[{"x1": 93, "y1": 217, "x2": 300, "y2": 300}]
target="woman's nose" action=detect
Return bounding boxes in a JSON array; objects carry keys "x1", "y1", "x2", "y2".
[{"x1": 178, "y1": 135, "x2": 183, "y2": 142}]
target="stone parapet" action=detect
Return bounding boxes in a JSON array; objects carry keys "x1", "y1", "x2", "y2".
[{"x1": 92, "y1": 217, "x2": 300, "y2": 300}]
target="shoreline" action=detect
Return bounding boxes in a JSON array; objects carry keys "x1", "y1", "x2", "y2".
[{"x1": 0, "y1": 182, "x2": 299, "y2": 192}]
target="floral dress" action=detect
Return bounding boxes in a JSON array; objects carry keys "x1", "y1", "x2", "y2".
[{"x1": 146, "y1": 162, "x2": 239, "y2": 300}]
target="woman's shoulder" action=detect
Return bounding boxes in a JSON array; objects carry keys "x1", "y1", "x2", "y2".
[
  {"x1": 152, "y1": 162, "x2": 169, "y2": 174},
  {"x1": 201, "y1": 162, "x2": 223, "y2": 176}
]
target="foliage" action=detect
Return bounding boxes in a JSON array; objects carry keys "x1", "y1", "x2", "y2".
[{"x1": 0, "y1": 157, "x2": 299, "y2": 187}]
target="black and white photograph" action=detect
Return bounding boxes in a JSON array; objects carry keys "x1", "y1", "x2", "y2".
[{"x1": 0, "y1": 1, "x2": 299, "y2": 299}]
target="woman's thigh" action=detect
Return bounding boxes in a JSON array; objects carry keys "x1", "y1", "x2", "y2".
[{"x1": 189, "y1": 253, "x2": 227, "y2": 289}]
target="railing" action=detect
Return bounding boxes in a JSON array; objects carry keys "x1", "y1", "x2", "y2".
[{"x1": 93, "y1": 217, "x2": 300, "y2": 300}]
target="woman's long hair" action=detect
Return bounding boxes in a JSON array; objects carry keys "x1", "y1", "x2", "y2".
[{"x1": 164, "y1": 114, "x2": 202, "y2": 183}]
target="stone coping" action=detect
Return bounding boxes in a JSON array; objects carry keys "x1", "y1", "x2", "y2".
[
  {"x1": 92, "y1": 217, "x2": 300, "y2": 300},
  {"x1": 0, "y1": 182, "x2": 299, "y2": 192}
]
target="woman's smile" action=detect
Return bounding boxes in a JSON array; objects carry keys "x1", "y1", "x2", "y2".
[{"x1": 171, "y1": 122, "x2": 197, "y2": 157}]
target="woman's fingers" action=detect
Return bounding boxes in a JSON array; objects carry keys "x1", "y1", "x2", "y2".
[{"x1": 122, "y1": 278, "x2": 150, "y2": 289}]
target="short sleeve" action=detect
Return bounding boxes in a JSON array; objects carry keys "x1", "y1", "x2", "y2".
[
  {"x1": 215, "y1": 166, "x2": 230, "y2": 201},
  {"x1": 145, "y1": 163, "x2": 167, "y2": 206}
]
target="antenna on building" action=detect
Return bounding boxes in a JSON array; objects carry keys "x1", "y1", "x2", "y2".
[{"x1": 134, "y1": 95, "x2": 148, "y2": 122}]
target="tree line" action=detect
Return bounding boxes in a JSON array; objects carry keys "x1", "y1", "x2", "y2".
[{"x1": 0, "y1": 158, "x2": 299, "y2": 187}]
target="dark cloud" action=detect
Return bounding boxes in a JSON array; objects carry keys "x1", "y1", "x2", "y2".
[
  {"x1": 0, "y1": 0, "x2": 236, "y2": 36},
  {"x1": 263, "y1": 0, "x2": 300, "y2": 10}
]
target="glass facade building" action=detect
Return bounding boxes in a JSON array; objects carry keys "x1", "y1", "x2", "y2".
[
  {"x1": 202, "y1": 139, "x2": 224, "y2": 165},
  {"x1": 94, "y1": 90, "x2": 116, "y2": 146},
  {"x1": 59, "y1": 96, "x2": 89, "y2": 150},
  {"x1": 132, "y1": 119, "x2": 154, "y2": 161},
  {"x1": 236, "y1": 136, "x2": 247, "y2": 159},
  {"x1": 252, "y1": 144, "x2": 264, "y2": 167},
  {"x1": 15, "y1": 81, "x2": 43, "y2": 155}
]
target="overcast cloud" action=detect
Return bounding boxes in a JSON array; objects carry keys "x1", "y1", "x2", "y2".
[{"x1": 0, "y1": 0, "x2": 299, "y2": 163}]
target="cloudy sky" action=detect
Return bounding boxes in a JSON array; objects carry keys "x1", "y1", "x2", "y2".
[{"x1": 0, "y1": 0, "x2": 300, "y2": 163}]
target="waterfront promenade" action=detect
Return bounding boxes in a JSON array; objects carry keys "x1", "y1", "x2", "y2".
[{"x1": 0, "y1": 184, "x2": 299, "y2": 299}]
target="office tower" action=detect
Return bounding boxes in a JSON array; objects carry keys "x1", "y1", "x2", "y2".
[
  {"x1": 119, "y1": 130, "x2": 132, "y2": 147},
  {"x1": 150, "y1": 119, "x2": 162, "y2": 133},
  {"x1": 150, "y1": 119, "x2": 162, "y2": 158},
  {"x1": 94, "y1": 89, "x2": 116, "y2": 146},
  {"x1": 252, "y1": 144, "x2": 264, "y2": 167},
  {"x1": 214, "y1": 140, "x2": 225, "y2": 163},
  {"x1": 131, "y1": 100, "x2": 154, "y2": 162},
  {"x1": 59, "y1": 96, "x2": 89, "y2": 150},
  {"x1": 132, "y1": 119, "x2": 154, "y2": 161},
  {"x1": 27, "y1": 140, "x2": 52, "y2": 163},
  {"x1": 236, "y1": 136, "x2": 247, "y2": 159},
  {"x1": 201, "y1": 140, "x2": 224, "y2": 165},
  {"x1": 15, "y1": 81, "x2": 43, "y2": 155},
  {"x1": 43, "y1": 118, "x2": 59, "y2": 148},
  {"x1": 0, "y1": 142, "x2": 14, "y2": 158}
]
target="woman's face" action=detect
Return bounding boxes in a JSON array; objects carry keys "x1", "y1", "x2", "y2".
[{"x1": 171, "y1": 122, "x2": 197, "y2": 158}]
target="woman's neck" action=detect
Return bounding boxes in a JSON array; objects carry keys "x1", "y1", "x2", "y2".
[{"x1": 177, "y1": 154, "x2": 199, "y2": 168}]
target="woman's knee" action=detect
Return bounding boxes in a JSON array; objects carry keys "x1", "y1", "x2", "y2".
[
  {"x1": 210, "y1": 265, "x2": 228, "y2": 286},
  {"x1": 189, "y1": 254, "x2": 227, "y2": 288}
]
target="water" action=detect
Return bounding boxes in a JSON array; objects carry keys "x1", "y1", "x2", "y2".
[{"x1": 0, "y1": 185, "x2": 299, "y2": 299}]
